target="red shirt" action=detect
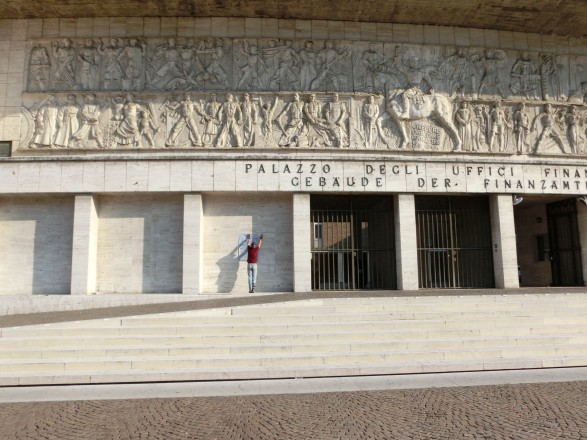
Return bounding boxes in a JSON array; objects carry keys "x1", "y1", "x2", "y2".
[{"x1": 247, "y1": 245, "x2": 260, "y2": 263}]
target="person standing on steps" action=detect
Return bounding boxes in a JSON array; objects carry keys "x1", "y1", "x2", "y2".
[{"x1": 246, "y1": 233, "x2": 263, "y2": 293}]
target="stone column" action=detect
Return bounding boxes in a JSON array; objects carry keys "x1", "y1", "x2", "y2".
[
  {"x1": 394, "y1": 194, "x2": 419, "y2": 291},
  {"x1": 576, "y1": 200, "x2": 587, "y2": 285},
  {"x1": 490, "y1": 194, "x2": 519, "y2": 289},
  {"x1": 71, "y1": 195, "x2": 99, "y2": 295},
  {"x1": 293, "y1": 193, "x2": 312, "y2": 292},
  {"x1": 183, "y1": 194, "x2": 204, "y2": 294}
]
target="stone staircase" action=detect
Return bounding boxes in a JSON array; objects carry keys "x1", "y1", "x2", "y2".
[{"x1": 1, "y1": 293, "x2": 587, "y2": 386}]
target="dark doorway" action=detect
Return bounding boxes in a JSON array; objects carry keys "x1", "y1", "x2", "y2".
[
  {"x1": 310, "y1": 195, "x2": 396, "y2": 290},
  {"x1": 547, "y1": 198, "x2": 584, "y2": 286},
  {"x1": 416, "y1": 195, "x2": 494, "y2": 288}
]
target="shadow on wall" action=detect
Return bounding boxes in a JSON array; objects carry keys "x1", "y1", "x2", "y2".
[{"x1": 215, "y1": 243, "x2": 242, "y2": 293}]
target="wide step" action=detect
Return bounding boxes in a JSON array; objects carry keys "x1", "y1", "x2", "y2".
[{"x1": 1, "y1": 293, "x2": 586, "y2": 385}]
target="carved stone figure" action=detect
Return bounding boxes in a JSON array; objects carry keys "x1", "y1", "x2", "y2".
[
  {"x1": 513, "y1": 102, "x2": 530, "y2": 154},
  {"x1": 54, "y1": 94, "x2": 80, "y2": 148},
  {"x1": 201, "y1": 93, "x2": 222, "y2": 146},
  {"x1": 139, "y1": 102, "x2": 160, "y2": 148},
  {"x1": 358, "y1": 43, "x2": 388, "y2": 93},
  {"x1": 72, "y1": 93, "x2": 105, "y2": 148},
  {"x1": 149, "y1": 38, "x2": 181, "y2": 90},
  {"x1": 565, "y1": 106, "x2": 581, "y2": 155},
  {"x1": 531, "y1": 103, "x2": 565, "y2": 154},
  {"x1": 120, "y1": 38, "x2": 146, "y2": 91},
  {"x1": 77, "y1": 39, "x2": 100, "y2": 90},
  {"x1": 311, "y1": 41, "x2": 351, "y2": 91},
  {"x1": 29, "y1": 46, "x2": 51, "y2": 91},
  {"x1": 278, "y1": 93, "x2": 307, "y2": 147},
  {"x1": 305, "y1": 94, "x2": 333, "y2": 147},
  {"x1": 510, "y1": 52, "x2": 541, "y2": 100},
  {"x1": 236, "y1": 40, "x2": 265, "y2": 90},
  {"x1": 386, "y1": 56, "x2": 461, "y2": 151},
  {"x1": 471, "y1": 105, "x2": 487, "y2": 152},
  {"x1": 29, "y1": 95, "x2": 59, "y2": 148},
  {"x1": 362, "y1": 95, "x2": 385, "y2": 148},
  {"x1": 196, "y1": 38, "x2": 229, "y2": 88},
  {"x1": 488, "y1": 101, "x2": 509, "y2": 152},
  {"x1": 455, "y1": 101, "x2": 472, "y2": 150},
  {"x1": 259, "y1": 96, "x2": 279, "y2": 138},
  {"x1": 441, "y1": 47, "x2": 476, "y2": 98},
  {"x1": 325, "y1": 93, "x2": 349, "y2": 148},
  {"x1": 540, "y1": 54, "x2": 563, "y2": 101},
  {"x1": 52, "y1": 39, "x2": 76, "y2": 89},
  {"x1": 99, "y1": 38, "x2": 123, "y2": 90},
  {"x1": 298, "y1": 40, "x2": 318, "y2": 91},
  {"x1": 476, "y1": 49, "x2": 506, "y2": 99},
  {"x1": 111, "y1": 94, "x2": 143, "y2": 148},
  {"x1": 165, "y1": 94, "x2": 203, "y2": 147},
  {"x1": 218, "y1": 94, "x2": 243, "y2": 148},
  {"x1": 240, "y1": 93, "x2": 258, "y2": 146},
  {"x1": 263, "y1": 40, "x2": 300, "y2": 91}
]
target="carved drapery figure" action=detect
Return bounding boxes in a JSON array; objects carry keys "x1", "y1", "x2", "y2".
[
  {"x1": 359, "y1": 43, "x2": 388, "y2": 93},
  {"x1": 455, "y1": 101, "x2": 472, "y2": 150},
  {"x1": 149, "y1": 38, "x2": 181, "y2": 90},
  {"x1": 29, "y1": 95, "x2": 59, "y2": 148},
  {"x1": 476, "y1": 49, "x2": 506, "y2": 99},
  {"x1": 120, "y1": 39, "x2": 146, "y2": 91},
  {"x1": 513, "y1": 102, "x2": 530, "y2": 154},
  {"x1": 240, "y1": 93, "x2": 258, "y2": 147},
  {"x1": 99, "y1": 38, "x2": 124, "y2": 91},
  {"x1": 565, "y1": 106, "x2": 581, "y2": 155},
  {"x1": 72, "y1": 93, "x2": 104, "y2": 148},
  {"x1": 78, "y1": 39, "x2": 100, "y2": 90},
  {"x1": 201, "y1": 93, "x2": 221, "y2": 146},
  {"x1": 263, "y1": 40, "x2": 300, "y2": 91},
  {"x1": 111, "y1": 94, "x2": 143, "y2": 148},
  {"x1": 236, "y1": 40, "x2": 265, "y2": 90},
  {"x1": 54, "y1": 94, "x2": 80, "y2": 148},
  {"x1": 471, "y1": 105, "x2": 487, "y2": 152}
]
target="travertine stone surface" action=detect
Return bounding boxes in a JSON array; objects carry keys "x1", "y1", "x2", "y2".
[
  {"x1": 70, "y1": 195, "x2": 98, "y2": 295},
  {"x1": 490, "y1": 194, "x2": 519, "y2": 289}
]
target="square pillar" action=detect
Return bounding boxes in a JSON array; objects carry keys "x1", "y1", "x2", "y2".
[
  {"x1": 183, "y1": 194, "x2": 204, "y2": 294},
  {"x1": 71, "y1": 195, "x2": 99, "y2": 295},
  {"x1": 293, "y1": 193, "x2": 312, "y2": 292},
  {"x1": 394, "y1": 194, "x2": 419, "y2": 291},
  {"x1": 490, "y1": 194, "x2": 519, "y2": 289},
  {"x1": 576, "y1": 201, "x2": 587, "y2": 285}
]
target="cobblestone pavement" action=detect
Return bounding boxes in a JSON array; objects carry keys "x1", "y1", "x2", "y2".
[{"x1": 1, "y1": 381, "x2": 587, "y2": 439}]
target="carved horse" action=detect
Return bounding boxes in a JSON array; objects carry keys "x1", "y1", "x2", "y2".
[{"x1": 382, "y1": 82, "x2": 462, "y2": 151}]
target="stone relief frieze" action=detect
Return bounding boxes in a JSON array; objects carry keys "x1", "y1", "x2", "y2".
[
  {"x1": 26, "y1": 37, "x2": 587, "y2": 103},
  {"x1": 19, "y1": 92, "x2": 587, "y2": 157},
  {"x1": 19, "y1": 37, "x2": 587, "y2": 156}
]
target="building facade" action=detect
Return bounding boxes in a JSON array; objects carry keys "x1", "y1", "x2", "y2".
[{"x1": 1, "y1": 14, "x2": 587, "y2": 296}]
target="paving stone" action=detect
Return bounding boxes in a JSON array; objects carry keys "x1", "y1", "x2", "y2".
[{"x1": 1, "y1": 381, "x2": 587, "y2": 439}]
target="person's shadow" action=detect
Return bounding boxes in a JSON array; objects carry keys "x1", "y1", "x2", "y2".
[{"x1": 215, "y1": 234, "x2": 262, "y2": 293}]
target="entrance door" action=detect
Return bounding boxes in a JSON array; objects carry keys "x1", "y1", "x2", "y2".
[
  {"x1": 310, "y1": 195, "x2": 396, "y2": 290},
  {"x1": 416, "y1": 196, "x2": 494, "y2": 288},
  {"x1": 547, "y1": 199, "x2": 583, "y2": 286}
]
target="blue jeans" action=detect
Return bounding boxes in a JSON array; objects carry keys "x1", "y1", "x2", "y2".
[{"x1": 247, "y1": 263, "x2": 258, "y2": 292}]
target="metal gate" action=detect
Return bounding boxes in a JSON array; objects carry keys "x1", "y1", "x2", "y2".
[
  {"x1": 311, "y1": 196, "x2": 396, "y2": 290},
  {"x1": 547, "y1": 198, "x2": 584, "y2": 286},
  {"x1": 416, "y1": 196, "x2": 494, "y2": 288}
]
